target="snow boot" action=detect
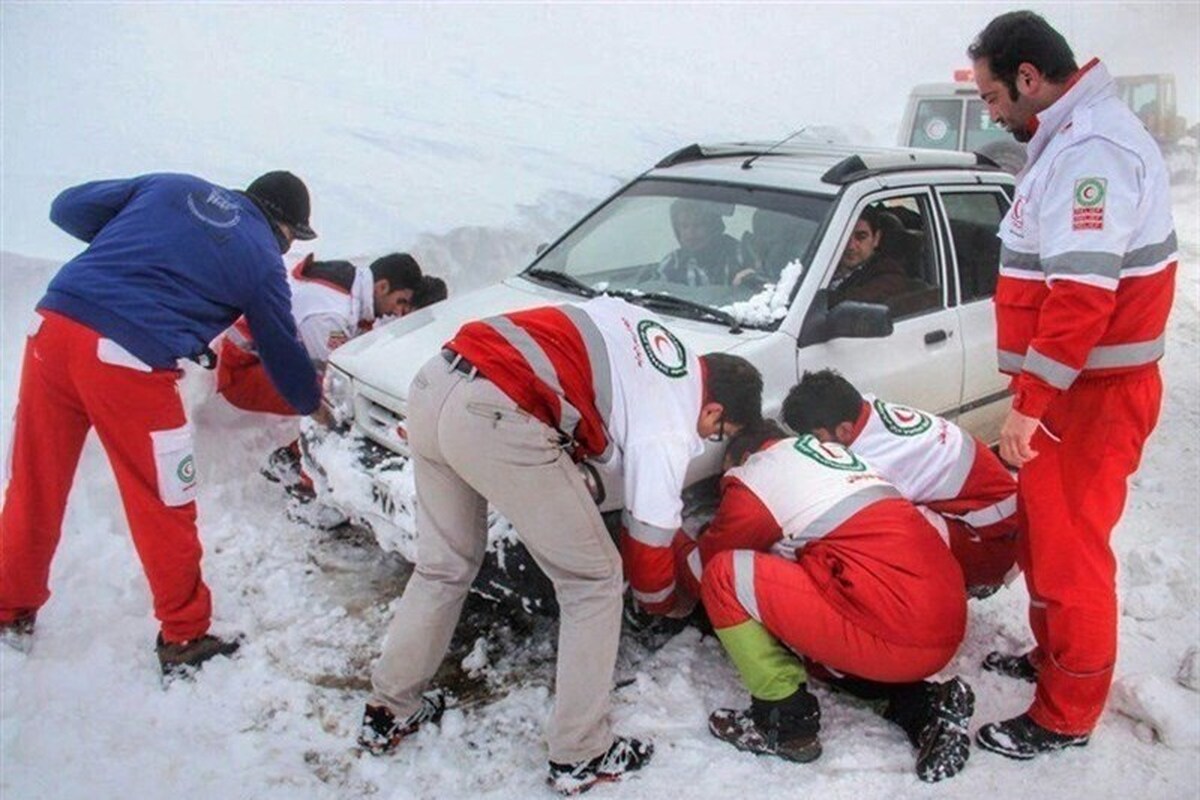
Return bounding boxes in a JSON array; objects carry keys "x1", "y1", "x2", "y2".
[
  {"x1": 547, "y1": 736, "x2": 654, "y2": 796},
  {"x1": 976, "y1": 713, "x2": 1090, "y2": 760},
  {"x1": 914, "y1": 677, "x2": 975, "y2": 782},
  {"x1": 982, "y1": 650, "x2": 1037, "y2": 683},
  {"x1": 708, "y1": 686, "x2": 822, "y2": 763},
  {"x1": 0, "y1": 612, "x2": 36, "y2": 653},
  {"x1": 156, "y1": 632, "x2": 242, "y2": 678},
  {"x1": 357, "y1": 689, "x2": 446, "y2": 756},
  {"x1": 261, "y1": 441, "x2": 302, "y2": 485}
]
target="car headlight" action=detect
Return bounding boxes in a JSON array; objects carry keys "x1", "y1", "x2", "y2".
[{"x1": 322, "y1": 365, "x2": 355, "y2": 426}]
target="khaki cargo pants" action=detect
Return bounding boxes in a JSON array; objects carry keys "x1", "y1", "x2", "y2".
[{"x1": 370, "y1": 354, "x2": 624, "y2": 764}]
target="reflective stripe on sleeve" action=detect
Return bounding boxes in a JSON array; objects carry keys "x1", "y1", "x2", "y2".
[
  {"x1": 933, "y1": 433, "x2": 976, "y2": 500},
  {"x1": 686, "y1": 548, "x2": 703, "y2": 584},
  {"x1": 625, "y1": 516, "x2": 676, "y2": 547},
  {"x1": 1122, "y1": 231, "x2": 1177, "y2": 272},
  {"x1": 1041, "y1": 251, "x2": 1121, "y2": 282},
  {"x1": 633, "y1": 583, "x2": 675, "y2": 605},
  {"x1": 1000, "y1": 245, "x2": 1041, "y2": 273},
  {"x1": 558, "y1": 304, "x2": 615, "y2": 461},
  {"x1": 952, "y1": 495, "x2": 1018, "y2": 529},
  {"x1": 1024, "y1": 347, "x2": 1080, "y2": 390},
  {"x1": 998, "y1": 349, "x2": 1026, "y2": 373}
]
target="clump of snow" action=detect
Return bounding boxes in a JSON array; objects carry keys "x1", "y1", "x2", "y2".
[
  {"x1": 1110, "y1": 674, "x2": 1200, "y2": 748},
  {"x1": 720, "y1": 260, "x2": 805, "y2": 326}
]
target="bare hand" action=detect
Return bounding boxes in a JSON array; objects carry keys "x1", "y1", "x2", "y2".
[{"x1": 999, "y1": 408, "x2": 1040, "y2": 467}]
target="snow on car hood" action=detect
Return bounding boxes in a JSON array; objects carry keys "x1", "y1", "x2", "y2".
[{"x1": 328, "y1": 275, "x2": 770, "y2": 403}]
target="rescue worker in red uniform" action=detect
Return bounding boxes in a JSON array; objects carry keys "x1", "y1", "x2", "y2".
[
  {"x1": 675, "y1": 421, "x2": 974, "y2": 782},
  {"x1": 968, "y1": 12, "x2": 1177, "y2": 758},
  {"x1": 783, "y1": 369, "x2": 1018, "y2": 595},
  {"x1": 0, "y1": 171, "x2": 322, "y2": 676},
  {"x1": 358, "y1": 296, "x2": 763, "y2": 795}
]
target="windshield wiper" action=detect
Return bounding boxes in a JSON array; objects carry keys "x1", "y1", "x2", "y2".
[
  {"x1": 607, "y1": 290, "x2": 743, "y2": 334},
  {"x1": 524, "y1": 268, "x2": 598, "y2": 298}
]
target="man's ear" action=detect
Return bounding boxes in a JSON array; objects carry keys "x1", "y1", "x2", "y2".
[
  {"x1": 373, "y1": 279, "x2": 390, "y2": 298},
  {"x1": 834, "y1": 420, "x2": 857, "y2": 445},
  {"x1": 1016, "y1": 62, "x2": 1043, "y2": 97}
]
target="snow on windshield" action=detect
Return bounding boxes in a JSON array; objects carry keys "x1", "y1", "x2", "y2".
[{"x1": 720, "y1": 260, "x2": 805, "y2": 326}]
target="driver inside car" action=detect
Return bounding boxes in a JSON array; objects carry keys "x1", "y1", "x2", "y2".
[{"x1": 649, "y1": 199, "x2": 743, "y2": 286}]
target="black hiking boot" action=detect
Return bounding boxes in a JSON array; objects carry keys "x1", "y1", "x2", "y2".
[
  {"x1": 156, "y1": 632, "x2": 242, "y2": 678},
  {"x1": 982, "y1": 650, "x2": 1038, "y2": 683},
  {"x1": 547, "y1": 736, "x2": 654, "y2": 796},
  {"x1": 708, "y1": 686, "x2": 822, "y2": 763},
  {"x1": 0, "y1": 612, "x2": 36, "y2": 653},
  {"x1": 357, "y1": 689, "x2": 446, "y2": 756},
  {"x1": 976, "y1": 713, "x2": 1090, "y2": 760},
  {"x1": 915, "y1": 677, "x2": 975, "y2": 782}
]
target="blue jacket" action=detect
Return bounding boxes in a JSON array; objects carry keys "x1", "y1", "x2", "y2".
[{"x1": 41, "y1": 173, "x2": 320, "y2": 414}]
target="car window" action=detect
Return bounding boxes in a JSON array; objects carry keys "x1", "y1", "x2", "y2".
[
  {"x1": 963, "y1": 100, "x2": 1011, "y2": 151},
  {"x1": 830, "y1": 193, "x2": 944, "y2": 321},
  {"x1": 528, "y1": 178, "x2": 833, "y2": 330},
  {"x1": 908, "y1": 99, "x2": 962, "y2": 150},
  {"x1": 940, "y1": 190, "x2": 1009, "y2": 302}
]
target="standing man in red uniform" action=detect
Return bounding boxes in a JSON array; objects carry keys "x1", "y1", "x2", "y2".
[
  {"x1": 968, "y1": 11, "x2": 1177, "y2": 758},
  {"x1": 0, "y1": 171, "x2": 322, "y2": 677}
]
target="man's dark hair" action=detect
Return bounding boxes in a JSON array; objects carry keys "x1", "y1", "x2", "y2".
[
  {"x1": 725, "y1": 419, "x2": 788, "y2": 469},
  {"x1": 701, "y1": 353, "x2": 763, "y2": 428},
  {"x1": 968, "y1": 11, "x2": 1077, "y2": 100},
  {"x1": 413, "y1": 275, "x2": 448, "y2": 309},
  {"x1": 369, "y1": 253, "x2": 423, "y2": 293},
  {"x1": 782, "y1": 369, "x2": 864, "y2": 434},
  {"x1": 857, "y1": 204, "x2": 883, "y2": 235}
]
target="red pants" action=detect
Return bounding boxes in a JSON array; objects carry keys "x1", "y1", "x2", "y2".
[
  {"x1": 1020, "y1": 367, "x2": 1162, "y2": 734},
  {"x1": 216, "y1": 338, "x2": 297, "y2": 416},
  {"x1": 0, "y1": 311, "x2": 211, "y2": 642},
  {"x1": 701, "y1": 548, "x2": 960, "y2": 684},
  {"x1": 946, "y1": 517, "x2": 1016, "y2": 588}
]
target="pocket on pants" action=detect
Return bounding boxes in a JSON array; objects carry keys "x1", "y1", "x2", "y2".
[
  {"x1": 152, "y1": 424, "x2": 197, "y2": 507},
  {"x1": 97, "y1": 338, "x2": 152, "y2": 372}
]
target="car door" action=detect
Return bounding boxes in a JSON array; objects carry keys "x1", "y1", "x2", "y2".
[
  {"x1": 936, "y1": 185, "x2": 1014, "y2": 441},
  {"x1": 797, "y1": 187, "x2": 965, "y2": 418}
]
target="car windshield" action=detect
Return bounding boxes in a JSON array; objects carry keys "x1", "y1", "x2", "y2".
[
  {"x1": 524, "y1": 178, "x2": 833, "y2": 330},
  {"x1": 963, "y1": 99, "x2": 1012, "y2": 151}
]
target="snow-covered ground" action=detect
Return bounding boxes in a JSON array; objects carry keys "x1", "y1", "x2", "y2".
[{"x1": 3, "y1": 4, "x2": 1199, "y2": 799}]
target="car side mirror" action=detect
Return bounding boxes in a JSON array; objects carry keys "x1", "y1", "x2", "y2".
[{"x1": 798, "y1": 289, "x2": 893, "y2": 347}]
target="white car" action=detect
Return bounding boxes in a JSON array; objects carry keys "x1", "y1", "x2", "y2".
[{"x1": 304, "y1": 140, "x2": 1015, "y2": 609}]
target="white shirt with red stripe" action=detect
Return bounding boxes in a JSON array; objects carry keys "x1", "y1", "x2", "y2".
[
  {"x1": 845, "y1": 395, "x2": 1016, "y2": 537},
  {"x1": 224, "y1": 254, "x2": 375, "y2": 365},
  {"x1": 447, "y1": 296, "x2": 705, "y2": 613},
  {"x1": 997, "y1": 59, "x2": 1177, "y2": 418}
]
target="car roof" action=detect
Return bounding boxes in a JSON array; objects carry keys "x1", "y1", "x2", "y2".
[
  {"x1": 908, "y1": 82, "x2": 979, "y2": 97},
  {"x1": 644, "y1": 140, "x2": 1003, "y2": 193}
]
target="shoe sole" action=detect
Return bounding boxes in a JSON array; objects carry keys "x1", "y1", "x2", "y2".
[
  {"x1": 975, "y1": 728, "x2": 1089, "y2": 760},
  {"x1": 916, "y1": 679, "x2": 975, "y2": 782}
]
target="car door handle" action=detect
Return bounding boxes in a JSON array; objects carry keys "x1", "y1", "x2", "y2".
[{"x1": 924, "y1": 329, "x2": 949, "y2": 345}]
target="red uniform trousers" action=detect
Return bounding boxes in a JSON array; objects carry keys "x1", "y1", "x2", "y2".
[
  {"x1": 0, "y1": 311, "x2": 211, "y2": 641},
  {"x1": 216, "y1": 337, "x2": 298, "y2": 416},
  {"x1": 1020, "y1": 366, "x2": 1162, "y2": 734},
  {"x1": 700, "y1": 514, "x2": 965, "y2": 684},
  {"x1": 946, "y1": 517, "x2": 1017, "y2": 589}
]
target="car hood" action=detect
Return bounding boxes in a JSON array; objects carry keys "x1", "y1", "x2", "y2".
[{"x1": 328, "y1": 276, "x2": 770, "y2": 402}]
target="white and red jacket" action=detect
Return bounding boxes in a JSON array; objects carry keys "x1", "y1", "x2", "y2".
[
  {"x1": 221, "y1": 253, "x2": 376, "y2": 368},
  {"x1": 843, "y1": 395, "x2": 1016, "y2": 539},
  {"x1": 677, "y1": 436, "x2": 966, "y2": 647},
  {"x1": 446, "y1": 296, "x2": 706, "y2": 614},
  {"x1": 997, "y1": 59, "x2": 1177, "y2": 419}
]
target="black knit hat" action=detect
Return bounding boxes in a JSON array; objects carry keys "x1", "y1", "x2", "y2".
[{"x1": 245, "y1": 171, "x2": 316, "y2": 240}]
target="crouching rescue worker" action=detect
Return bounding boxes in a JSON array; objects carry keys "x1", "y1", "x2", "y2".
[
  {"x1": 0, "y1": 171, "x2": 321, "y2": 676},
  {"x1": 676, "y1": 421, "x2": 974, "y2": 782},
  {"x1": 216, "y1": 252, "x2": 444, "y2": 485},
  {"x1": 783, "y1": 369, "x2": 1018, "y2": 595},
  {"x1": 358, "y1": 295, "x2": 762, "y2": 795}
]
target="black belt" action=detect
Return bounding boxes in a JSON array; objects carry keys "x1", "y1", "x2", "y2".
[{"x1": 441, "y1": 348, "x2": 478, "y2": 378}]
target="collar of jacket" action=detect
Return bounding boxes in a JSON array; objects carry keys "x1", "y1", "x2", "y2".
[{"x1": 1022, "y1": 58, "x2": 1111, "y2": 170}]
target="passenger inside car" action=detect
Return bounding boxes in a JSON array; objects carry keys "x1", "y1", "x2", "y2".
[
  {"x1": 649, "y1": 199, "x2": 742, "y2": 286},
  {"x1": 739, "y1": 209, "x2": 814, "y2": 285},
  {"x1": 830, "y1": 205, "x2": 939, "y2": 318}
]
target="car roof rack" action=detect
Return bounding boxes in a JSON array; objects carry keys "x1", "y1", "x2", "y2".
[
  {"x1": 656, "y1": 142, "x2": 1002, "y2": 180},
  {"x1": 820, "y1": 151, "x2": 1001, "y2": 184}
]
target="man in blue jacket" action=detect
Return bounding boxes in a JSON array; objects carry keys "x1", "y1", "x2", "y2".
[{"x1": 0, "y1": 171, "x2": 322, "y2": 677}]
